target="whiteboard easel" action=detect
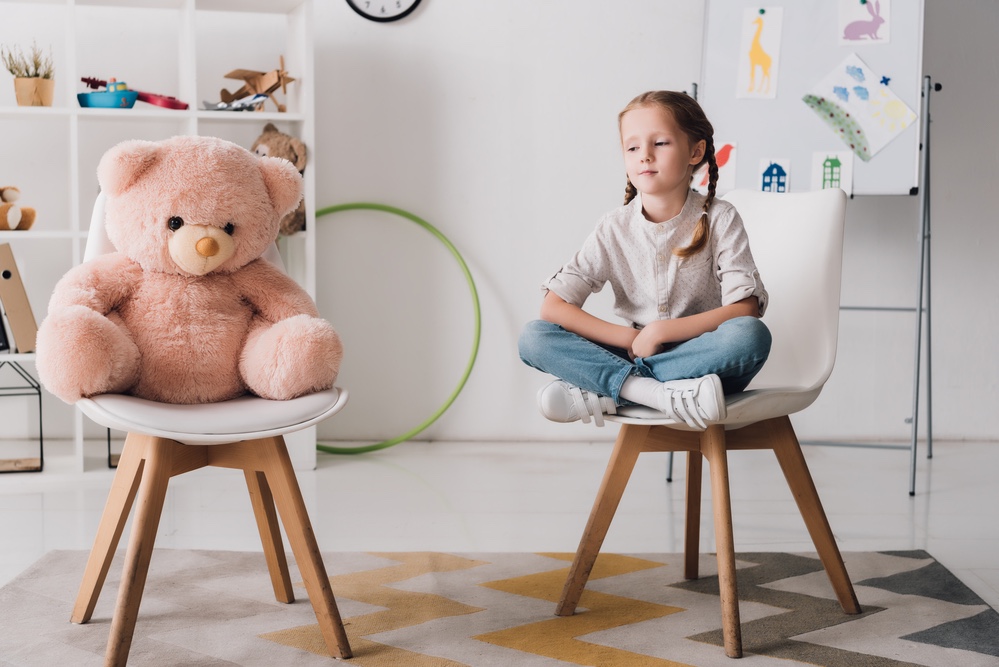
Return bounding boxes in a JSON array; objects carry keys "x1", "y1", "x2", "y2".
[{"x1": 698, "y1": 1, "x2": 933, "y2": 494}]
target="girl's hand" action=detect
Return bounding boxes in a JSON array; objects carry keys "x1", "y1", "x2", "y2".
[{"x1": 631, "y1": 321, "x2": 670, "y2": 359}]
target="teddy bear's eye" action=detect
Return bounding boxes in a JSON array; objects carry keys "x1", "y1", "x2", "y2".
[
  {"x1": 224, "y1": 222, "x2": 235, "y2": 236},
  {"x1": 167, "y1": 216, "x2": 184, "y2": 231}
]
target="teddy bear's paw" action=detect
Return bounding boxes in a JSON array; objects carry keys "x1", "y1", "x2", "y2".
[
  {"x1": 241, "y1": 314, "x2": 343, "y2": 400},
  {"x1": 35, "y1": 306, "x2": 141, "y2": 404}
]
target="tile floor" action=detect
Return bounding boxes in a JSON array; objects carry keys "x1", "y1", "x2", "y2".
[{"x1": 1, "y1": 438, "x2": 998, "y2": 612}]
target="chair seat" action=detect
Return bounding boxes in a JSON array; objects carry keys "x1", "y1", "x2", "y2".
[
  {"x1": 77, "y1": 387, "x2": 348, "y2": 445},
  {"x1": 612, "y1": 385, "x2": 822, "y2": 429}
]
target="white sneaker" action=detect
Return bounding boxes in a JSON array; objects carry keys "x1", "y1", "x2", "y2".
[
  {"x1": 654, "y1": 374, "x2": 726, "y2": 429},
  {"x1": 537, "y1": 380, "x2": 617, "y2": 427}
]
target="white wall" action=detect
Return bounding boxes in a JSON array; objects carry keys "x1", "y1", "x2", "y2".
[
  {"x1": 312, "y1": 0, "x2": 997, "y2": 445},
  {"x1": 313, "y1": 0, "x2": 708, "y2": 445}
]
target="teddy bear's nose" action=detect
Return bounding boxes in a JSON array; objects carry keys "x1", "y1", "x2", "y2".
[{"x1": 196, "y1": 237, "x2": 220, "y2": 257}]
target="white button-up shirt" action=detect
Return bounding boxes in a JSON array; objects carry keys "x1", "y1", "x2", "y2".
[{"x1": 543, "y1": 190, "x2": 768, "y2": 329}]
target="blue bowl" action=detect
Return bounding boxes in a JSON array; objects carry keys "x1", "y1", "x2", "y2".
[{"x1": 77, "y1": 90, "x2": 139, "y2": 109}]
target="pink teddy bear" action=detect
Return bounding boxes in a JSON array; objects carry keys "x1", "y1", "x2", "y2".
[{"x1": 36, "y1": 135, "x2": 343, "y2": 404}]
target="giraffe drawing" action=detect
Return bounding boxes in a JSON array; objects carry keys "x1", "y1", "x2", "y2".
[{"x1": 747, "y1": 16, "x2": 772, "y2": 94}]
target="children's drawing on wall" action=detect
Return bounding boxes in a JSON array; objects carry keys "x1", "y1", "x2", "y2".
[
  {"x1": 802, "y1": 53, "x2": 916, "y2": 162},
  {"x1": 840, "y1": 0, "x2": 890, "y2": 45},
  {"x1": 736, "y1": 7, "x2": 783, "y2": 100},
  {"x1": 692, "y1": 142, "x2": 736, "y2": 195},
  {"x1": 811, "y1": 151, "x2": 855, "y2": 195},
  {"x1": 759, "y1": 159, "x2": 790, "y2": 193}
]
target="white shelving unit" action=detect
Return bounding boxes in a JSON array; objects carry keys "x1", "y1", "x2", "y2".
[{"x1": 0, "y1": 0, "x2": 318, "y2": 472}]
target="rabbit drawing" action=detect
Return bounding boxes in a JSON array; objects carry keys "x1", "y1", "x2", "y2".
[{"x1": 843, "y1": 0, "x2": 884, "y2": 40}]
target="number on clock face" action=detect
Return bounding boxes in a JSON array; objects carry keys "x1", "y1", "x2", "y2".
[{"x1": 346, "y1": 0, "x2": 421, "y2": 23}]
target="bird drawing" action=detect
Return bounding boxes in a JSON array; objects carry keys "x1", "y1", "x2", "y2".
[{"x1": 700, "y1": 143, "x2": 734, "y2": 188}]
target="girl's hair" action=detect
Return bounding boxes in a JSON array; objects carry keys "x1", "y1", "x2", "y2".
[{"x1": 619, "y1": 90, "x2": 717, "y2": 258}]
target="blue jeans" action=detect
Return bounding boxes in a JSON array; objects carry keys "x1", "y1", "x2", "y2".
[{"x1": 518, "y1": 316, "x2": 772, "y2": 403}]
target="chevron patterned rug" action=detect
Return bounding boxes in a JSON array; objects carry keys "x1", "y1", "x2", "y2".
[{"x1": 1, "y1": 549, "x2": 997, "y2": 666}]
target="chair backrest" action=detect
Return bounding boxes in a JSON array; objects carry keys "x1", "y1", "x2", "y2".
[
  {"x1": 84, "y1": 191, "x2": 285, "y2": 268},
  {"x1": 721, "y1": 188, "x2": 846, "y2": 393}
]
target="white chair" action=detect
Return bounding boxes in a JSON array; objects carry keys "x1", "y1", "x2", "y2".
[
  {"x1": 551, "y1": 188, "x2": 861, "y2": 659},
  {"x1": 69, "y1": 194, "x2": 353, "y2": 663}
]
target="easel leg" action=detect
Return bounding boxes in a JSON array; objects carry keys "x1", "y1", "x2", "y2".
[{"x1": 909, "y1": 75, "x2": 937, "y2": 496}]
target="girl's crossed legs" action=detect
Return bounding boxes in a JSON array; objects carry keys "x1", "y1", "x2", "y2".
[{"x1": 519, "y1": 316, "x2": 772, "y2": 422}]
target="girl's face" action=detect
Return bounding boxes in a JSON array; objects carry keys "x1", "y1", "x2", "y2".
[{"x1": 620, "y1": 105, "x2": 705, "y2": 202}]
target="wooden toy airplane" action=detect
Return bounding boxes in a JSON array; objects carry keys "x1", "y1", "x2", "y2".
[{"x1": 220, "y1": 56, "x2": 295, "y2": 112}]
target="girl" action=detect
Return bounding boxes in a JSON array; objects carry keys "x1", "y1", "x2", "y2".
[{"x1": 519, "y1": 90, "x2": 772, "y2": 429}]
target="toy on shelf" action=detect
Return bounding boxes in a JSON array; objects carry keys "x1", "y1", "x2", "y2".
[
  {"x1": 0, "y1": 186, "x2": 36, "y2": 231},
  {"x1": 251, "y1": 123, "x2": 307, "y2": 235},
  {"x1": 77, "y1": 78, "x2": 136, "y2": 108},
  {"x1": 78, "y1": 77, "x2": 189, "y2": 110},
  {"x1": 202, "y1": 93, "x2": 269, "y2": 112},
  {"x1": 211, "y1": 56, "x2": 295, "y2": 113}
]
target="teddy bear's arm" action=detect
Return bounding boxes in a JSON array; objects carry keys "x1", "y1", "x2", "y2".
[
  {"x1": 36, "y1": 253, "x2": 143, "y2": 403},
  {"x1": 47, "y1": 253, "x2": 140, "y2": 313},
  {"x1": 235, "y1": 258, "x2": 320, "y2": 321},
  {"x1": 235, "y1": 258, "x2": 343, "y2": 401}
]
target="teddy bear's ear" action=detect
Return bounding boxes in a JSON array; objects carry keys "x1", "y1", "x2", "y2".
[
  {"x1": 287, "y1": 136, "x2": 307, "y2": 172},
  {"x1": 0, "y1": 187, "x2": 19, "y2": 204},
  {"x1": 97, "y1": 140, "x2": 163, "y2": 197},
  {"x1": 258, "y1": 155, "x2": 304, "y2": 218}
]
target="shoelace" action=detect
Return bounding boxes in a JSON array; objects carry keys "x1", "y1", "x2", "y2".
[
  {"x1": 568, "y1": 385, "x2": 611, "y2": 427},
  {"x1": 662, "y1": 387, "x2": 708, "y2": 429}
]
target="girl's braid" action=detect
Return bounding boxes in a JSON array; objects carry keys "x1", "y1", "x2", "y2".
[
  {"x1": 676, "y1": 136, "x2": 717, "y2": 258},
  {"x1": 623, "y1": 179, "x2": 638, "y2": 205}
]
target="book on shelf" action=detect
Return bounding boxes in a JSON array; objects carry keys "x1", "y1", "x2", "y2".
[
  {"x1": 0, "y1": 307, "x2": 9, "y2": 353},
  {"x1": 0, "y1": 243, "x2": 38, "y2": 353}
]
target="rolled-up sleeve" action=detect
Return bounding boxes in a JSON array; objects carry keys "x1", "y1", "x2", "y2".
[
  {"x1": 541, "y1": 225, "x2": 611, "y2": 307},
  {"x1": 713, "y1": 206, "x2": 769, "y2": 316}
]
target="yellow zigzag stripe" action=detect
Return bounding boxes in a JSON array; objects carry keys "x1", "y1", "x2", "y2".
[
  {"x1": 262, "y1": 552, "x2": 485, "y2": 666},
  {"x1": 474, "y1": 553, "x2": 694, "y2": 667}
]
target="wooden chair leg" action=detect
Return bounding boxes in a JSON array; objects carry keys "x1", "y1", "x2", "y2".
[
  {"x1": 105, "y1": 436, "x2": 174, "y2": 667},
  {"x1": 245, "y1": 470, "x2": 295, "y2": 604},
  {"x1": 556, "y1": 424, "x2": 647, "y2": 617},
  {"x1": 701, "y1": 425, "x2": 743, "y2": 659},
  {"x1": 71, "y1": 433, "x2": 147, "y2": 625},
  {"x1": 259, "y1": 437, "x2": 353, "y2": 660},
  {"x1": 770, "y1": 417, "x2": 861, "y2": 615},
  {"x1": 684, "y1": 450, "x2": 702, "y2": 580}
]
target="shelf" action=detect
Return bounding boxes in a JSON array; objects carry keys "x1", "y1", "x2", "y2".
[
  {"x1": 0, "y1": 106, "x2": 306, "y2": 122},
  {"x1": 0, "y1": 231, "x2": 86, "y2": 241},
  {"x1": 0, "y1": 354, "x2": 36, "y2": 363},
  {"x1": 76, "y1": 0, "x2": 186, "y2": 8},
  {"x1": 0, "y1": 106, "x2": 67, "y2": 119},
  {"x1": 196, "y1": 111, "x2": 306, "y2": 123},
  {"x1": 196, "y1": 0, "x2": 308, "y2": 13},
  {"x1": 2, "y1": 0, "x2": 318, "y2": 473}
]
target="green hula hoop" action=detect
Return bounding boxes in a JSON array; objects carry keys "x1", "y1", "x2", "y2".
[{"x1": 313, "y1": 202, "x2": 481, "y2": 455}]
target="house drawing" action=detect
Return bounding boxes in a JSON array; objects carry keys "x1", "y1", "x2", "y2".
[
  {"x1": 761, "y1": 162, "x2": 787, "y2": 192},
  {"x1": 822, "y1": 155, "x2": 842, "y2": 189}
]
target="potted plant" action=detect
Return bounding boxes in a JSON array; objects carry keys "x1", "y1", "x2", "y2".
[{"x1": 1, "y1": 42, "x2": 55, "y2": 107}]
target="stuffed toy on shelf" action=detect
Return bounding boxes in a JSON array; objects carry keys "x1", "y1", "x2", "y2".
[
  {"x1": 35, "y1": 135, "x2": 343, "y2": 405},
  {"x1": 0, "y1": 186, "x2": 36, "y2": 231},
  {"x1": 251, "y1": 123, "x2": 307, "y2": 236}
]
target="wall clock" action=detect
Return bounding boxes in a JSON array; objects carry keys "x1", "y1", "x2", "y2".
[{"x1": 346, "y1": 0, "x2": 421, "y2": 22}]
